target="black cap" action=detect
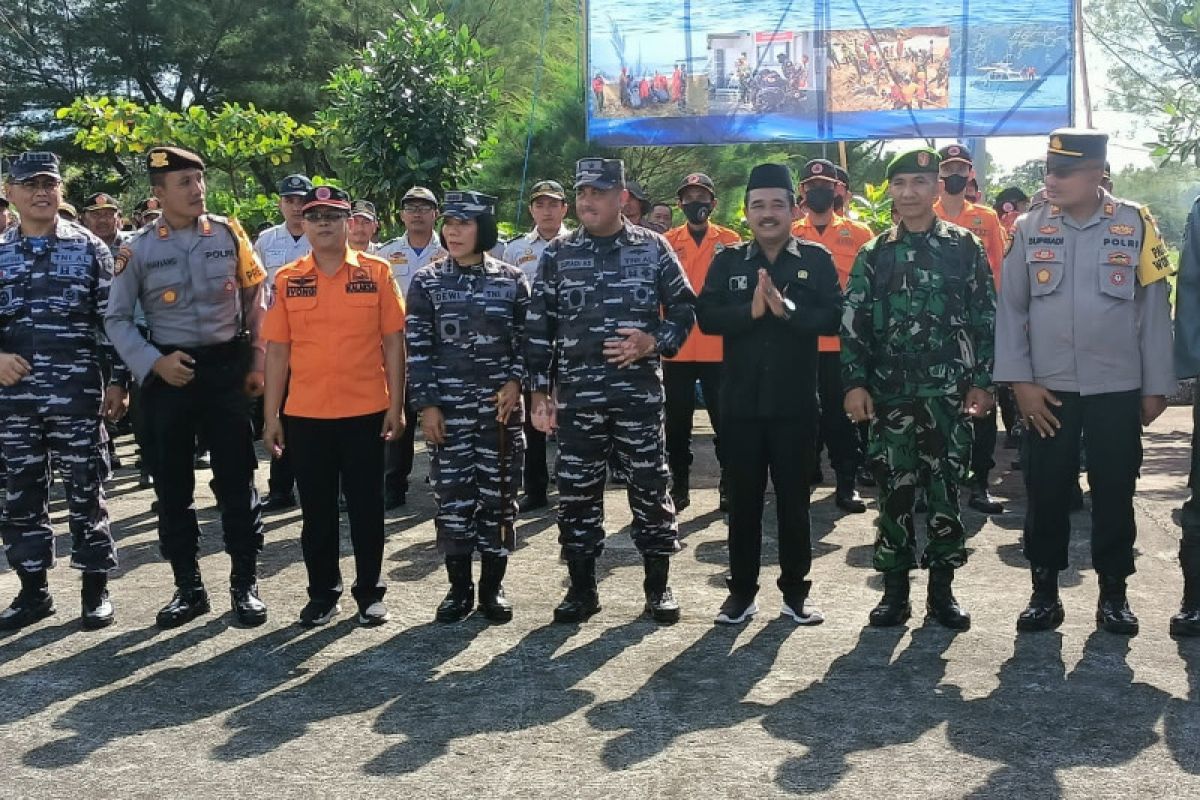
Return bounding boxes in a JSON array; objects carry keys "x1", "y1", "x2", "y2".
[
  {"x1": 675, "y1": 173, "x2": 717, "y2": 199},
  {"x1": 886, "y1": 148, "x2": 940, "y2": 180},
  {"x1": 350, "y1": 200, "x2": 377, "y2": 220},
  {"x1": 529, "y1": 180, "x2": 567, "y2": 201},
  {"x1": 834, "y1": 166, "x2": 851, "y2": 191},
  {"x1": 146, "y1": 146, "x2": 205, "y2": 174},
  {"x1": 938, "y1": 144, "x2": 973, "y2": 165},
  {"x1": 1046, "y1": 128, "x2": 1108, "y2": 169},
  {"x1": 746, "y1": 163, "x2": 794, "y2": 195},
  {"x1": 441, "y1": 190, "x2": 497, "y2": 220},
  {"x1": 8, "y1": 152, "x2": 62, "y2": 182},
  {"x1": 799, "y1": 159, "x2": 838, "y2": 184},
  {"x1": 301, "y1": 185, "x2": 351, "y2": 212},
  {"x1": 401, "y1": 186, "x2": 439, "y2": 207},
  {"x1": 83, "y1": 192, "x2": 120, "y2": 212},
  {"x1": 575, "y1": 158, "x2": 625, "y2": 190},
  {"x1": 278, "y1": 174, "x2": 313, "y2": 197},
  {"x1": 625, "y1": 179, "x2": 650, "y2": 202}
]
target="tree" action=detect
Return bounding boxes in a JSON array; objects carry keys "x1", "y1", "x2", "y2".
[{"x1": 319, "y1": 0, "x2": 502, "y2": 223}]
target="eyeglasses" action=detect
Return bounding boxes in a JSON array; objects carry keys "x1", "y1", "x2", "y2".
[
  {"x1": 303, "y1": 210, "x2": 349, "y2": 222},
  {"x1": 14, "y1": 177, "x2": 61, "y2": 191},
  {"x1": 402, "y1": 204, "x2": 436, "y2": 214}
]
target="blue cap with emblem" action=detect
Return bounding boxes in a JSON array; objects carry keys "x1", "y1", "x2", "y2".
[
  {"x1": 8, "y1": 152, "x2": 62, "y2": 182},
  {"x1": 279, "y1": 174, "x2": 313, "y2": 197},
  {"x1": 575, "y1": 158, "x2": 625, "y2": 190},
  {"x1": 441, "y1": 191, "x2": 497, "y2": 220}
]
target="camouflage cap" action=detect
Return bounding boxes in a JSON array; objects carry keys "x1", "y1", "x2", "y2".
[
  {"x1": 8, "y1": 152, "x2": 62, "y2": 182},
  {"x1": 529, "y1": 180, "x2": 567, "y2": 201},
  {"x1": 575, "y1": 158, "x2": 625, "y2": 190},
  {"x1": 441, "y1": 190, "x2": 497, "y2": 220},
  {"x1": 350, "y1": 200, "x2": 377, "y2": 220}
]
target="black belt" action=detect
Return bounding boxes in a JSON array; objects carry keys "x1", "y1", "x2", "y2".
[{"x1": 153, "y1": 334, "x2": 249, "y2": 363}]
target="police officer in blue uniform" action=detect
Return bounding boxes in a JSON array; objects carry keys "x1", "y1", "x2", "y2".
[
  {"x1": 106, "y1": 146, "x2": 269, "y2": 629},
  {"x1": 0, "y1": 152, "x2": 128, "y2": 631},
  {"x1": 526, "y1": 158, "x2": 696, "y2": 624}
]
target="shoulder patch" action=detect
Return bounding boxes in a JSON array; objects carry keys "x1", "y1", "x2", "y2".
[{"x1": 114, "y1": 245, "x2": 132, "y2": 275}]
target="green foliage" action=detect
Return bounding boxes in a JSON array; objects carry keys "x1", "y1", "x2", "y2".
[
  {"x1": 849, "y1": 182, "x2": 894, "y2": 232},
  {"x1": 320, "y1": 1, "x2": 503, "y2": 224}
]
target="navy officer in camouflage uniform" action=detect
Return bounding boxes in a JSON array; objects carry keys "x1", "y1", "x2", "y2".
[
  {"x1": 106, "y1": 146, "x2": 269, "y2": 629},
  {"x1": 526, "y1": 158, "x2": 697, "y2": 624},
  {"x1": 407, "y1": 191, "x2": 530, "y2": 624},
  {"x1": 842, "y1": 147, "x2": 996, "y2": 631},
  {"x1": 0, "y1": 152, "x2": 128, "y2": 631}
]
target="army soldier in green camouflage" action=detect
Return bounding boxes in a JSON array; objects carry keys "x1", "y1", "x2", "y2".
[{"x1": 841, "y1": 147, "x2": 997, "y2": 630}]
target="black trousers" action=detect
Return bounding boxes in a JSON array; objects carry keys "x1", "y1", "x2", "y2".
[
  {"x1": 723, "y1": 416, "x2": 815, "y2": 596},
  {"x1": 522, "y1": 390, "x2": 549, "y2": 497},
  {"x1": 289, "y1": 412, "x2": 386, "y2": 606},
  {"x1": 663, "y1": 361, "x2": 723, "y2": 482},
  {"x1": 997, "y1": 385, "x2": 1020, "y2": 435},
  {"x1": 970, "y1": 410, "x2": 997, "y2": 482},
  {"x1": 815, "y1": 351, "x2": 862, "y2": 482},
  {"x1": 1181, "y1": 391, "x2": 1200, "y2": 576},
  {"x1": 1023, "y1": 390, "x2": 1142, "y2": 576},
  {"x1": 384, "y1": 398, "x2": 417, "y2": 498},
  {"x1": 141, "y1": 344, "x2": 263, "y2": 570}
]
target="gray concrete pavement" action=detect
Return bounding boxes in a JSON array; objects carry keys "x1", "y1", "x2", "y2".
[{"x1": 1, "y1": 408, "x2": 1198, "y2": 799}]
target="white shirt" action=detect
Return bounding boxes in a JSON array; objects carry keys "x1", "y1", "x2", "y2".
[
  {"x1": 253, "y1": 223, "x2": 311, "y2": 281},
  {"x1": 377, "y1": 233, "x2": 448, "y2": 294},
  {"x1": 502, "y1": 225, "x2": 572, "y2": 283}
]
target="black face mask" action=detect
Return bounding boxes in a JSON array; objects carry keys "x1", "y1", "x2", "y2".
[
  {"x1": 942, "y1": 174, "x2": 969, "y2": 196},
  {"x1": 804, "y1": 186, "x2": 836, "y2": 214},
  {"x1": 682, "y1": 201, "x2": 713, "y2": 225}
]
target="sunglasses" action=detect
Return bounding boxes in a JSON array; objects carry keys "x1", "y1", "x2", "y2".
[{"x1": 303, "y1": 210, "x2": 349, "y2": 222}]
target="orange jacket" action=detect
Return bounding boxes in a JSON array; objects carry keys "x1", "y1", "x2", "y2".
[
  {"x1": 664, "y1": 222, "x2": 742, "y2": 362},
  {"x1": 933, "y1": 197, "x2": 1006, "y2": 285},
  {"x1": 792, "y1": 213, "x2": 874, "y2": 352}
]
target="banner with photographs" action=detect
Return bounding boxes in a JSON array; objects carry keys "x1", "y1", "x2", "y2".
[{"x1": 585, "y1": 0, "x2": 1074, "y2": 145}]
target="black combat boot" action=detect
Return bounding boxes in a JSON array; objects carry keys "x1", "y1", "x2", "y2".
[
  {"x1": 669, "y1": 471, "x2": 691, "y2": 513},
  {"x1": 435, "y1": 555, "x2": 475, "y2": 623},
  {"x1": 1016, "y1": 567, "x2": 1065, "y2": 632},
  {"x1": 643, "y1": 555, "x2": 680, "y2": 624},
  {"x1": 926, "y1": 567, "x2": 971, "y2": 631},
  {"x1": 834, "y1": 474, "x2": 867, "y2": 514},
  {"x1": 868, "y1": 571, "x2": 912, "y2": 627},
  {"x1": 81, "y1": 572, "x2": 115, "y2": 630},
  {"x1": 1096, "y1": 574, "x2": 1139, "y2": 635},
  {"x1": 0, "y1": 569, "x2": 55, "y2": 632},
  {"x1": 230, "y1": 555, "x2": 268, "y2": 627},
  {"x1": 553, "y1": 558, "x2": 601, "y2": 623},
  {"x1": 1171, "y1": 571, "x2": 1200, "y2": 638},
  {"x1": 967, "y1": 478, "x2": 1004, "y2": 514},
  {"x1": 156, "y1": 562, "x2": 211, "y2": 629},
  {"x1": 478, "y1": 554, "x2": 513, "y2": 623}
]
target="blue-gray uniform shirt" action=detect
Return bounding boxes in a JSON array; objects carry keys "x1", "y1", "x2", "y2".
[
  {"x1": 105, "y1": 214, "x2": 266, "y2": 384},
  {"x1": 994, "y1": 191, "x2": 1175, "y2": 397},
  {"x1": 0, "y1": 219, "x2": 127, "y2": 416},
  {"x1": 406, "y1": 254, "x2": 531, "y2": 413},
  {"x1": 525, "y1": 220, "x2": 697, "y2": 407},
  {"x1": 1175, "y1": 197, "x2": 1200, "y2": 379}
]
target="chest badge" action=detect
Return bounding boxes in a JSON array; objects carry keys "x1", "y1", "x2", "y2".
[
  {"x1": 223, "y1": 279, "x2": 235, "y2": 293},
  {"x1": 1111, "y1": 270, "x2": 1127, "y2": 286},
  {"x1": 1039, "y1": 225, "x2": 1059, "y2": 235},
  {"x1": 1036, "y1": 268, "x2": 1052, "y2": 284},
  {"x1": 729, "y1": 275, "x2": 748, "y2": 291},
  {"x1": 1033, "y1": 249, "x2": 1056, "y2": 261},
  {"x1": 162, "y1": 289, "x2": 178, "y2": 304},
  {"x1": 1108, "y1": 252, "x2": 1132, "y2": 266},
  {"x1": 796, "y1": 269, "x2": 808, "y2": 280},
  {"x1": 1109, "y1": 224, "x2": 1135, "y2": 236}
]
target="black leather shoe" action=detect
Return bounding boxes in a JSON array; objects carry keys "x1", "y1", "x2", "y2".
[
  {"x1": 643, "y1": 556, "x2": 680, "y2": 624},
  {"x1": 926, "y1": 568, "x2": 971, "y2": 631},
  {"x1": 835, "y1": 484, "x2": 867, "y2": 514},
  {"x1": 156, "y1": 587, "x2": 211, "y2": 629},
  {"x1": 231, "y1": 583, "x2": 268, "y2": 626},
  {"x1": 869, "y1": 571, "x2": 911, "y2": 627},
  {"x1": 968, "y1": 483, "x2": 1004, "y2": 514},
  {"x1": 670, "y1": 489, "x2": 691, "y2": 513},
  {"x1": 554, "y1": 558, "x2": 601, "y2": 623},
  {"x1": 518, "y1": 493, "x2": 548, "y2": 513},
  {"x1": 0, "y1": 570, "x2": 55, "y2": 632},
  {"x1": 81, "y1": 572, "x2": 115, "y2": 630},
  {"x1": 436, "y1": 556, "x2": 474, "y2": 623},
  {"x1": 1017, "y1": 567, "x2": 1064, "y2": 631},
  {"x1": 260, "y1": 492, "x2": 297, "y2": 512},
  {"x1": 384, "y1": 490, "x2": 407, "y2": 510},
  {"x1": 1096, "y1": 575, "x2": 1139, "y2": 635},
  {"x1": 478, "y1": 555, "x2": 513, "y2": 623},
  {"x1": 1171, "y1": 606, "x2": 1200, "y2": 637},
  {"x1": 857, "y1": 467, "x2": 877, "y2": 488}
]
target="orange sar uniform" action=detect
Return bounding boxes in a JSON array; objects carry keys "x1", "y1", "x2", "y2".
[
  {"x1": 661, "y1": 214, "x2": 741, "y2": 494},
  {"x1": 262, "y1": 241, "x2": 406, "y2": 611},
  {"x1": 792, "y1": 210, "x2": 873, "y2": 488}
]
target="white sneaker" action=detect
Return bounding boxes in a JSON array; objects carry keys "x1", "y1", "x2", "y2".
[
  {"x1": 357, "y1": 601, "x2": 390, "y2": 626},
  {"x1": 782, "y1": 596, "x2": 825, "y2": 625}
]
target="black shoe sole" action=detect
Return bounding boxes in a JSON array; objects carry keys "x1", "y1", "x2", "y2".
[
  {"x1": 926, "y1": 611, "x2": 972, "y2": 631},
  {"x1": 836, "y1": 501, "x2": 867, "y2": 514},
  {"x1": 1016, "y1": 611, "x2": 1065, "y2": 632},
  {"x1": 155, "y1": 598, "x2": 212, "y2": 629},
  {"x1": 233, "y1": 609, "x2": 268, "y2": 627},
  {"x1": 868, "y1": 606, "x2": 912, "y2": 627},
  {"x1": 553, "y1": 605, "x2": 601, "y2": 624},
  {"x1": 436, "y1": 608, "x2": 473, "y2": 623},
  {"x1": 1170, "y1": 619, "x2": 1200, "y2": 637},
  {"x1": 644, "y1": 605, "x2": 681, "y2": 624},
  {"x1": 479, "y1": 605, "x2": 514, "y2": 623},
  {"x1": 1096, "y1": 612, "x2": 1139, "y2": 636},
  {"x1": 0, "y1": 602, "x2": 56, "y2": 632},
  {"x1": 968, "y1": 500, "x2": 1004, "y2": 514},
  {"x1": 81, "y1": 611, "x2": 115, "y2": 630}
]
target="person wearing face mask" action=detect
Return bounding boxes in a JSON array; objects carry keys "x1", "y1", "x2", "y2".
[
  {"x1": 791, "y1": 159, "x2": 874, "y2": 514},
  {"x1": 932, "y1": 144, "x2": 1008, "y2": 515},
  {"x1": 662, "y1": 173, "x2": 741, "y2": 512}
]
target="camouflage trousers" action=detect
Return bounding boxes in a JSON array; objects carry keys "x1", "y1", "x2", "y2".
[
  {"x1": 430, "y1": 408, "x2": 525, "y2": 557},
  {"x1": 556, "y1": 404, "x2": 680, "y2": 560},
  {"x1": 866, "y1": 395, "x2": 972, "y2": 573},
  {"x1": 0, "y1": 414, "x2": 116, "y2": 573}
]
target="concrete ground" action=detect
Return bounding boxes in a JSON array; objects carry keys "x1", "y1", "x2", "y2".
[{"x1": 1, "y1": 408, "x2": 1198, "y2": 799}]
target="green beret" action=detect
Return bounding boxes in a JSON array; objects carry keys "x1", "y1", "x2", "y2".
[{"x1": 885, "y1": 148, "x2": 940, "y2": 180}]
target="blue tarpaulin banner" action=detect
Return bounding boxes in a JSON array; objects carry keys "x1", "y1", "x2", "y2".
[{"x1": 585, "y1": 0, "x2": 1074, "y2": 145}]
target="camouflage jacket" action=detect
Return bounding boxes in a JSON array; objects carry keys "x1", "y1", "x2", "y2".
[
  {"x1": 840, "y1": 218, "x2": 995, "y2": 400},
  {"x1": 525, "y1": 220, "x2": 696, "y2": 408},
  {"x1": 0, "y1": 219, "x2": 127, "y2": 415}
]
